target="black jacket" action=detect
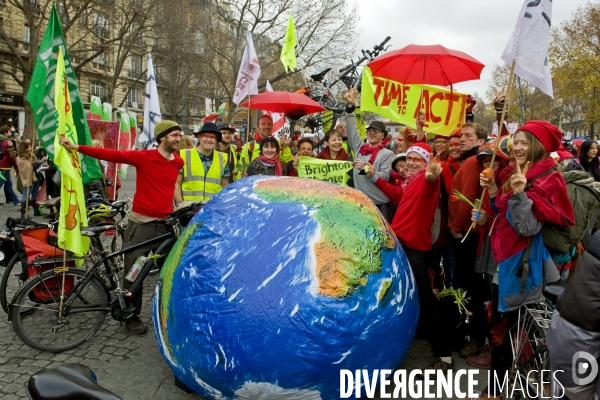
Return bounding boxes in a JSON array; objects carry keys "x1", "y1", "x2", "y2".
[{"x1": 557, "y1": 230, "x2": 600, "y2": 332}]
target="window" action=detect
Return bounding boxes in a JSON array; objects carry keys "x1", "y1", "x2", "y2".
[
  {"x1": 80, "y1": 40, "x2": 86, "y2": 59},
  {"x1": 90, "y1": 81, "x2": 105, "y2": 101},
  {"x1": 94, "y1": 51, "x2": 107, "y2": 65},
  {"x1": 92, "y1": 13, "x2": 109, "y2": 38},
  {"x1": 127, "y1": 87, "x2": 140, "y2": 108},
  {"x1": 129, "y1": 54, "x2": 141, "y2": 77},
  {"x1": 23, "y1": 25, "x2": 30, "y2": 43}
]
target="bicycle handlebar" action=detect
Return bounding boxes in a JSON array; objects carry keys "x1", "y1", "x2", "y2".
[{"x1": 338, "y1": 36, "x2": 391, "y2": 73}]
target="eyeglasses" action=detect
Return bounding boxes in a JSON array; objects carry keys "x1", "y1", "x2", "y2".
[
  {"x1": 435, "y1": 140, "x2": 447, "y2": 145},
  {"x1": 367, "y1": 128, "x2": 382, "y2": 134}
]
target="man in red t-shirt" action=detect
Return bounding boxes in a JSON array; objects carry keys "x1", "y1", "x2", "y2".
[{"x1": 60, "y1": 120, "x2": 184, "y2": 335}]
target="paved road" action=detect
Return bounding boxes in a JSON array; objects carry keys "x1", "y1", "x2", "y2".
[{"x1": 0, "y1": 168, "x2": 484, "y2": 400}]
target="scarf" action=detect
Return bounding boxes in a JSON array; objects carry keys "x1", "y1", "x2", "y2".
[
  {"x1": 258, "y1": 155, "x2": 283, "y2": 176},
  {"x1": 255, "y1": 131, "x2": 266, "y2": 141},
  {"x1": 359, "y1": 144, "x2": 384, "y2": 165},
  {"x1": 401, "y1": 166, "x2": 426, "y2": 191},
  {"x1": 316, "y1": 147, "x2": 349, "y2": 160},
  {"x1": 459, "y1": 146, "x2": 479, "y2": 161},
  {"x1": 491, "y1": 157, "x2": 575, "y2": 262}
]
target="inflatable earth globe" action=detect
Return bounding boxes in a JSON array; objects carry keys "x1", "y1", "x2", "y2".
[{"x1": 153, "y1": 176, "x2": 419, "y2": 399}]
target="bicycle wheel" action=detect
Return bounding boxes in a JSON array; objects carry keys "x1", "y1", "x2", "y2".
[
  {"x1": 508, "y1": 307, "x2": 553, "y2": 399},
  {"x1": 11, "y1": 268, "x2": 109, "y2": 352},
  {"x1": 0, "y1": 254, "x2": 25, "y2": 313}
]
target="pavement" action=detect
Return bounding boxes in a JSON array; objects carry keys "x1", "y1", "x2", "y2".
[{"x1": 0, "y1": 168, "x2": 485, "y2": 400}]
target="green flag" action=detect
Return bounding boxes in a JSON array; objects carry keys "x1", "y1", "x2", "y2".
[
  {"x1": 280, "y1": 14, "x2": 297, "y2": 73},
  {"x1": 26, "y1": 4, "x2": 102, "y2": 185}
]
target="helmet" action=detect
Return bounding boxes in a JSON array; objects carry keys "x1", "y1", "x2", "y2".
[{"x1": 87, "y1": 203, "x2": 115, "y2": 224}]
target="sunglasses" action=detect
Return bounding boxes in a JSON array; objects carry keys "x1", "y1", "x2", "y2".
[{"x1": 367, "y1": 128, "x2": 382, "y2": 134}]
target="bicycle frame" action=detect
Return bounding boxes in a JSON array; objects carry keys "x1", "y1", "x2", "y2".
[{"x1": 61, "y1": 231, "x2": 174, "y2": 314}]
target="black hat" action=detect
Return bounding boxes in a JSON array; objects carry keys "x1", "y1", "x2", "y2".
[
  {"x1": 196, "y1": 122, "x2": 222, "y2": 142},
  {"x1": 217, "y1": 123, "x2": 236, "y2": 133},
  {"x1": 366, "y1": 120, "x2": 387, "y2": 134},
  {"x1": 476, "y1": 148, "x2": 494, "y2": 162},
  {"x1": 259, "y1": 137, "x2": 279, "y2": 153},
  {"x1": 391, "y1": 152, "x2": 407, "y2": 171}
]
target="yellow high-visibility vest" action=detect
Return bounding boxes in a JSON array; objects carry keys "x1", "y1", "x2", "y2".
[{"x1": 180, "y1": 149, "x2": 228, "y2": 202}]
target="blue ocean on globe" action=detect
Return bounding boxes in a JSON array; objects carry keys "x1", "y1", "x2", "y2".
[{"x1": 153, "y1": 175, "x2": 419, "y2": 399}]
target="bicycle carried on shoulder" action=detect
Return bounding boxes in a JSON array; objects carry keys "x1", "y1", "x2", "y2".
[{"x1": 7, "y1": 201, "x2": 201, "y2": 352}]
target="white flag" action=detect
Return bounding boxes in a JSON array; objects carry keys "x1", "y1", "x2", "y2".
[
  {"x1": 264, "y1": 81, "x2": 286, "y2": 137},
  {"x1": 205, "y1": 98, "x2": 215, "y2": 115},
  {"x1": 141, "y1": 54, "x2": 162, "y2": 148},
  {"x1": 501, "y1": 0, "x2": 553, "y2": 97},
  {"x1": 232, "y1": 31, "x2": 261, "y2": 105}
]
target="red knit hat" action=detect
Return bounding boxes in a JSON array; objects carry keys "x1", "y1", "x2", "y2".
[
  {"x1": 517, "y1": 120, "x2": 562, "y2": 152},
  {"x1": 434, "y1": 135, "x2": 448, "y2": 141},
  {"x1": 450, "y1": 129, "x2": 461, "y2": 138},
  {"x1": 407, "y1": 142, "x2": 432, "y2": 162}
]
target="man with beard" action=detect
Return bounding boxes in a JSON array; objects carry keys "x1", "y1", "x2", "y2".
[
  {"x1": 59, "y1": 120, "x2": 184, "y2": 335},
  {"x1": 174, "y1": 122, "x2": 230, "y2": 203},
  {"x1": 217, "y1": 123, "x2": 239, "y2": 181},
  {"x1": 239, "y1": 115, "x2": 293, "y2": 169}
]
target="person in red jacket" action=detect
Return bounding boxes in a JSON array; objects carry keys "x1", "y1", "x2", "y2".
[
  {"x1": 367, "y1": 142, "x2": 456, "y2": 374},
  {"x1": 448, "y1": 122, "x2": 489, "y2": 359},
  {"x1": 0, "y1": 125, "x2": 20, "y2": 205},
  {"x1": 60, "y1": 120, "x2": 184, "y2": 335}
]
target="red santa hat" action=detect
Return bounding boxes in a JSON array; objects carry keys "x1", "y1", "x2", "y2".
[{"x1": 406, "y1": 142, "x2": 432, "y2": 163}]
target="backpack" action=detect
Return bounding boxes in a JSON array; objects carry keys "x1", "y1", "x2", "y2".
[{"x1": 527, "y1": 168, "x2": 600, "y2": 254}]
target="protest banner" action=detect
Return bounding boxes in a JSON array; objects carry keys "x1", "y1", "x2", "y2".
[
  {"x1": 361, "y1": 66, "x2": 468, "y2": 136},
  {"x1": 88, "y1": 120, "x2": 121, "y2": 199},
  {"x1": 25, "y1": 5, "x2": 102, "y2": 184},
  {"x1": 297, "y1": 156, "x2": 353, "y2": 185}
]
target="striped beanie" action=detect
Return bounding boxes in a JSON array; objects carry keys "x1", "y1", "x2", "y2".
[{"x1": 154, "y1": 120, "x2": 181, "y2": 141}]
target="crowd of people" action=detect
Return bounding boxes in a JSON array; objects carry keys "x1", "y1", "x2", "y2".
[{"x1": 3, "y1": 83, "x2": 599, "y2": 398}]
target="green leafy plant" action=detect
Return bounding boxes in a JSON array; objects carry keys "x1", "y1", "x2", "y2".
[
  {"x1": 438, "y1": 286, "x2": 470, "y2": 315},
  {"x1": 452, "y1": 190, "x2": 480, "y2": 243}
]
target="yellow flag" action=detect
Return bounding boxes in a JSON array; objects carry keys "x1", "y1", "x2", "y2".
[
  {"x1": 53, "y1": 48, "x2": 90, "y2": 257},
  {"x1": 280, "y1": 14, "x2": 297, "y2": 73}
]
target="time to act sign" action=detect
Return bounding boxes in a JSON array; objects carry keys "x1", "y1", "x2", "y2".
[{"x1": 361, "y1": 66, "x2": 467, "y2": 136}]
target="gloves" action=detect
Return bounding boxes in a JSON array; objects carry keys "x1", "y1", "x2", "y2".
[{"x1": 465, "y1": 95, "x2": 476, "y2": 122}]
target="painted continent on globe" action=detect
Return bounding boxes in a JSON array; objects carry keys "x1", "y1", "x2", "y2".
[{"x1": 153, "y1": 176, "x2": 419, "y2": 400}]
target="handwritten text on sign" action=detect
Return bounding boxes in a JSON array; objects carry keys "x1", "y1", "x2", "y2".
[
  {"x1": 297, "y1": 156, "x2": 353, "y2": 185},
  {"x1": 361, "y1": 66, "x2": 468, "y2": 136}
]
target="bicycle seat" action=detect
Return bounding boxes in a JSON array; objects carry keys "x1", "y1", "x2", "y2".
[
  {"x1": 81, "y1": 225, "x2": 114, "y2": 237},
  {"x1": 310, "y1": 67, "x2": 331, "y2": 83},
  {"x1": 543, "y1": 283, "x2": 566, "y2": 304},
  {"x1": 42, "y1": 198, "x2": 61, "y2": 207},
  {"x1": 111, "y1": 200, "x2": 127, "y2": 210},
  {"x1": 27, "y1": 363, "x2": 122, "y2": 400}
]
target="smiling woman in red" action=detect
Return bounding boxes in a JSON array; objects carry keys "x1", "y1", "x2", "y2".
[{"x1": 474, "y1": 120, "x2": 575, "y2": 399}]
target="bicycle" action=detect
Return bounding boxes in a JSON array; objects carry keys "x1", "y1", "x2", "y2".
[
  {"x1": 0, "y1": 198, "x2": 129, "y2": 314},
  {"x1": 7, "y1": 201, "x2": 200, "y2": 352},
  {"x1": 506, "y1": 284, "x2": 565, "y2": 399},
  {"x1": 300, "y1": 36, "x2": 391, "y2": 136}
]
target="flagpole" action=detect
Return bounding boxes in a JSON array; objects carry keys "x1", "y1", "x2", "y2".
[
  {"x1": 475, "y1": 60, "x2": 516, "y2": 220},
  {"x1": 246, "y1": 83, "x2": 251, "y2": 143}
]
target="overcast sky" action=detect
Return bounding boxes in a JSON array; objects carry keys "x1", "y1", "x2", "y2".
[{"x1": 353, "y1": 0, "x2": 590, "y2": 101}]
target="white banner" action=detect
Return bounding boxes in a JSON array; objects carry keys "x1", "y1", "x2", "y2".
[
  {"x1": 232, "y1": 31, "x2": 261, "y2": 105},
  {"x1": 264, "y1": 81, "x2": 286, "y2": 136},
  {"x1": 141, "y1": 54, "x2": 162, "y2": 148},
  {"x1": 501, "y1": 0, "x2": 553, "y2": 97}
]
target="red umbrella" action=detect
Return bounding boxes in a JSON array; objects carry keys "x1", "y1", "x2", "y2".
[
  {"x1": 239, "y1": 91, "x2": 325, "y2": 121},
  {"x1": 367, "y1": 44, "x2": 485, "y2": 86}
]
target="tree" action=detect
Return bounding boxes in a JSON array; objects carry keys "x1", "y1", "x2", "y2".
[
  {"x1": 189, "y1": 0, "x2": 359, "y2": 123},
  {"x1": 551, "y1": 1, "x2": 600, "y2": 135}
]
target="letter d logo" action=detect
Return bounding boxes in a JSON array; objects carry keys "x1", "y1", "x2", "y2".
[{"x1": 572, "y1": 351, "x2": 599, "y2": 386}]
